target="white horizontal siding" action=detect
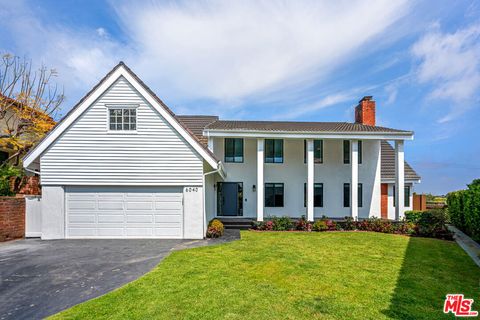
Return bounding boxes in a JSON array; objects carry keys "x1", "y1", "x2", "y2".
[{"x1": 41, "y1": 76, "x2": 203, "y2": 185}]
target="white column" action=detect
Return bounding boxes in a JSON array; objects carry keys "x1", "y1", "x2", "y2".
[
  {"x1": 307, "y1": 139, "x2": 314, "y2": 221},
  {"x1": 395, "y1": 140, "x2": 405, "y2": 220},
  {"x1": 351, "y1": 140, "x2": 358, "y2": 220},
  {"x1": 257, "y1": 138, "x2": 264, "y2": 221}
]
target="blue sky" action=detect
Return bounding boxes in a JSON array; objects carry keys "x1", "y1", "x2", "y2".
[{"x1": 1, "y1": 0, "x2": 479, "y2": 195}]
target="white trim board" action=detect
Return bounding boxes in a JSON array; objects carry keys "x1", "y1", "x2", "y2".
[
  {"x1": 204, "y1": 130, "x2": 414, "y2": 140},
  {"x1": 23, "y1": 63, "x2": 220, "y2": 170}
]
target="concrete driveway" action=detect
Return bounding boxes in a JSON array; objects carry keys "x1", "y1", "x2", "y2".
[{"x1": 0, "y1": 238, "x2": 199, "y2": 319}]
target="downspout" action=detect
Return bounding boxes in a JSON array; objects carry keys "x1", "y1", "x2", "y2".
[
  {"x1": 202, "y1": 161, "x2": 224, "y2": 238},
  {"x1": 25, "y1": 167, "x2": 41, "y2": 175}
]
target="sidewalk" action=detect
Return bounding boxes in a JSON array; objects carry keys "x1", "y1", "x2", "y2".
[{"x1": 447, "y1": 225, "x2": 480, "y2": 268}]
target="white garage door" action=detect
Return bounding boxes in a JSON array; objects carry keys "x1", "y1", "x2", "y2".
[{"x1": 66, "y1": 187, "x2": 183, "y2": 238}]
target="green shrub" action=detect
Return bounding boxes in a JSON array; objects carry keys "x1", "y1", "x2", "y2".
[
  {"x1": 405, "y1": 210, "x2": 423, "y2": 223},
  {"x1": 312, "y1": 220, "x2": 328, "y2": 231},
  {"x1": 270, "y1": 216, "x2": 293, "y2": 231},
  {"x1": 295, "y1": 215, "x2": 312, "y2": 231},
  {"x1": 447, "y1": 179, "x2": 480, "y2": 242},
  {"x1": 415, "y1": 209, "x2": 452, "y2": 240},
  {"x1": 0, "y1": 165, "x2": 22, "y2": 196},
  {"x1": 206, "y1": 219, "x2": 224, "y2": 238},
  {"x1": 358, "y1": 218, "x2": 394, "y2": 233},
  {"x1": 342, "y1": 216, "x2": 356, "y2": 231}
]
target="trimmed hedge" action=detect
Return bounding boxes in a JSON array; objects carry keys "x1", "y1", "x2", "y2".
[
  {"x1": 447, "y1": 179, "x2": 480, "y2": 242},
  {"x1": 251, "y1": 215, "x2": 452, "y2": 240}
]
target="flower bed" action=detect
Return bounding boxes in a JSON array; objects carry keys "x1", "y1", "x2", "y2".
[{"x1": 251, "y1": 213, "x2": 453, "y2": 240}]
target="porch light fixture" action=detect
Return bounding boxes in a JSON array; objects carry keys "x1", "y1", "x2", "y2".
[{"x1": 252, "y1": 184, "x2": 256, "y2": 192}]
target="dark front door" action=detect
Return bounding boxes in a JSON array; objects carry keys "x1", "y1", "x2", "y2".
[{"x1": 217, "y1": 182, "x2": 243, "y2": 216}]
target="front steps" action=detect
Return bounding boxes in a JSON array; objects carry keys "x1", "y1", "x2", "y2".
[{"x1": 217, "y1": 218, "x2": 255, "y2": 230}]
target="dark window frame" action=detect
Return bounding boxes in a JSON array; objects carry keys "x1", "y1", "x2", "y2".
[
  {"x1": 304, "y1": 140, "x2": 323, "y2": 164},
  {"x1": 343, "y1": 183, "x2": 350, "y2": 207},
  {"x1": 265, "y1": 183, "x2": 284, "y2": 207},
  {"x1": 343, "y1": 140, "x2": 350, "y2": 164},
  {"x1": 344, "y1": 140, "x2": 362, "y2": 164},
  {"x1": 358, "y1": 140, "x2": 363, "y2": 164},
  {"x1": 393, "y1": 185, "x2": 411, "y2": 207},
  {"x1": 304, "y1": 183, "x2": 324, "y2": 207},
  {"x1": 343, "y1": 183, "x2": 362, "y2": 207},
  {"x1": 265, "y1": 139, "x2": 284, "y2": 163},
  {"x1": 224, "y1": 138, "x2": 244, "y2": 163}
]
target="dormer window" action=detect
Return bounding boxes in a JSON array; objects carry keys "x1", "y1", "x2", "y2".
[{"x1": 109, "y1": 107, "x2": 137, "y2": 131}]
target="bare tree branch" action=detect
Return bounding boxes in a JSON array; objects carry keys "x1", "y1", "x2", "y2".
[{"x1": 0, "y1": 53, "x2": 64, "y2": 166}]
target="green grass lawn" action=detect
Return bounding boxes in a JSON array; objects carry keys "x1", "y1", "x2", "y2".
[{"x1": 52, "y1": 232, "x2": 479, "y2": 320}]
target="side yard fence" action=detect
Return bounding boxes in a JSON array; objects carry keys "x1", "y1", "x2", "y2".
[{"x1": 0, "y1": 176, "x2": 42, "y2": 242}]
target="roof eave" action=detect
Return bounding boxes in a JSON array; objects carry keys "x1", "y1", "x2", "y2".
[{"x1": 203, "y1": 129, "x2": 414, "y2": 140}]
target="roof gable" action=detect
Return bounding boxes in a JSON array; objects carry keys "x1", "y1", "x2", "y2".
[{"x1": 23, "y1": 62, "x2": 219, "y2": 169}]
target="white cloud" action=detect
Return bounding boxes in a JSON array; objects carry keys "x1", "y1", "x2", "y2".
[
  {"x1": 96, "y1": 28, "x2": 108, "y2": 38},
  {"x1": 384, "y1": 84, "x2": 398, "y2": 105},
  {"x1": 0, "y1": 0, "x2": 411, "y2": 113},
  {"x1": 111, "y1": 0, "x2": 409, "y2": 103},
  {"x1": 0, "y1": 0, "x2": 123, "y2": 108},
  {"x1": 274, "y1": 92, "x2": 353, "y2": 120},
  {"x1": 411, "y1": 23, "x2": 480, "y2": 123}
]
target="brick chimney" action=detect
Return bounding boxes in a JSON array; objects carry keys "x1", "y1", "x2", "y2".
[{"x1": 355, "y1": 96, "x2": 375, "y2": 126}]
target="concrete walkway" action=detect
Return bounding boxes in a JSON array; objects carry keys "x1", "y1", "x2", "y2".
[
  {"x1": 447, "y1": 225, "x2": 480, "y2": 267},
  {"x1": 0, "y1": 230, "x2": 240, "y2": 320}
]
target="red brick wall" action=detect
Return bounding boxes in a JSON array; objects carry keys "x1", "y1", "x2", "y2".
[
  {"x1": 0, "y1": 196, "x2": 25, "y2": 241},
  {"x1": 10, "y1": 176, "x2": 41, "y2": 195}
]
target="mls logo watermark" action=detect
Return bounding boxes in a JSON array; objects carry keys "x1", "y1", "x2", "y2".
[{"x1": 444, "y1": 294, "x2": 478, "y2": 317}]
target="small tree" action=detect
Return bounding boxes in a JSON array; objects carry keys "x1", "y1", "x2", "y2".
[{"x1": 0, "y1": 53, "x2": 63, "y2": 165}]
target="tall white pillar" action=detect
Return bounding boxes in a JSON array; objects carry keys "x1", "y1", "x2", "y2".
[
  {"x1": 395, "y1": 140, "x2": 405, "y2": 220},
  {"x1": 257, "y1": 138, "x2": 264, "y2": 221},
  {"x1": 351, "y1": 140, "x2": 359, "y2": 220},
  {"x1": 307, "y1": 139, "x2": 314, "y2": 221}
]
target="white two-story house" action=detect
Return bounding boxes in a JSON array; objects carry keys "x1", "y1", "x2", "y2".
[{"x1": 23, "y1": 62, "x2": 420, "y2": 240}]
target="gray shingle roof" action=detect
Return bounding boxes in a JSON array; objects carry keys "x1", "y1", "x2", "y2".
[
  {"x1": 205, "y1": 120, "x2": 412, "y2": 134},
  {"x1": 381, "y1": 141, "x2": 420, "y2": 181},
  {"x1": 179, "y1": 118, "x2": 420, "y2": 182}
]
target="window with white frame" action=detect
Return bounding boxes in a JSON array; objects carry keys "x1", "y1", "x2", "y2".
[{"x1": 109, "y1": 107, "x2": 137, "y2": 131}]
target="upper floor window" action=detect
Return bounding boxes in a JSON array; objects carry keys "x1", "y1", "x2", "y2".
[
  {"x1": 225, "y1": 138, "x2": 244, "y2": 163},
  {"x1": 304, "y1": 140, "x2": 323, "y2": 163},
  {"x1": 343, "y1": 140, "x2": 362, "y2": 164},
  {"x1": 109, "y1": 107, "x2": 136, "y2": 131},
  {"x1": 265, "y1": 139, "x2": 283, "y2": 163}
]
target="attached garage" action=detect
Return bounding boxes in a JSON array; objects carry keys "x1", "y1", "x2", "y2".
[
  {"x1": 66, "y1": 187, "x2": 183, "y2": 238},
  {"x1": 23, "y1": 62, "x2": 223, "y2": 240}
]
